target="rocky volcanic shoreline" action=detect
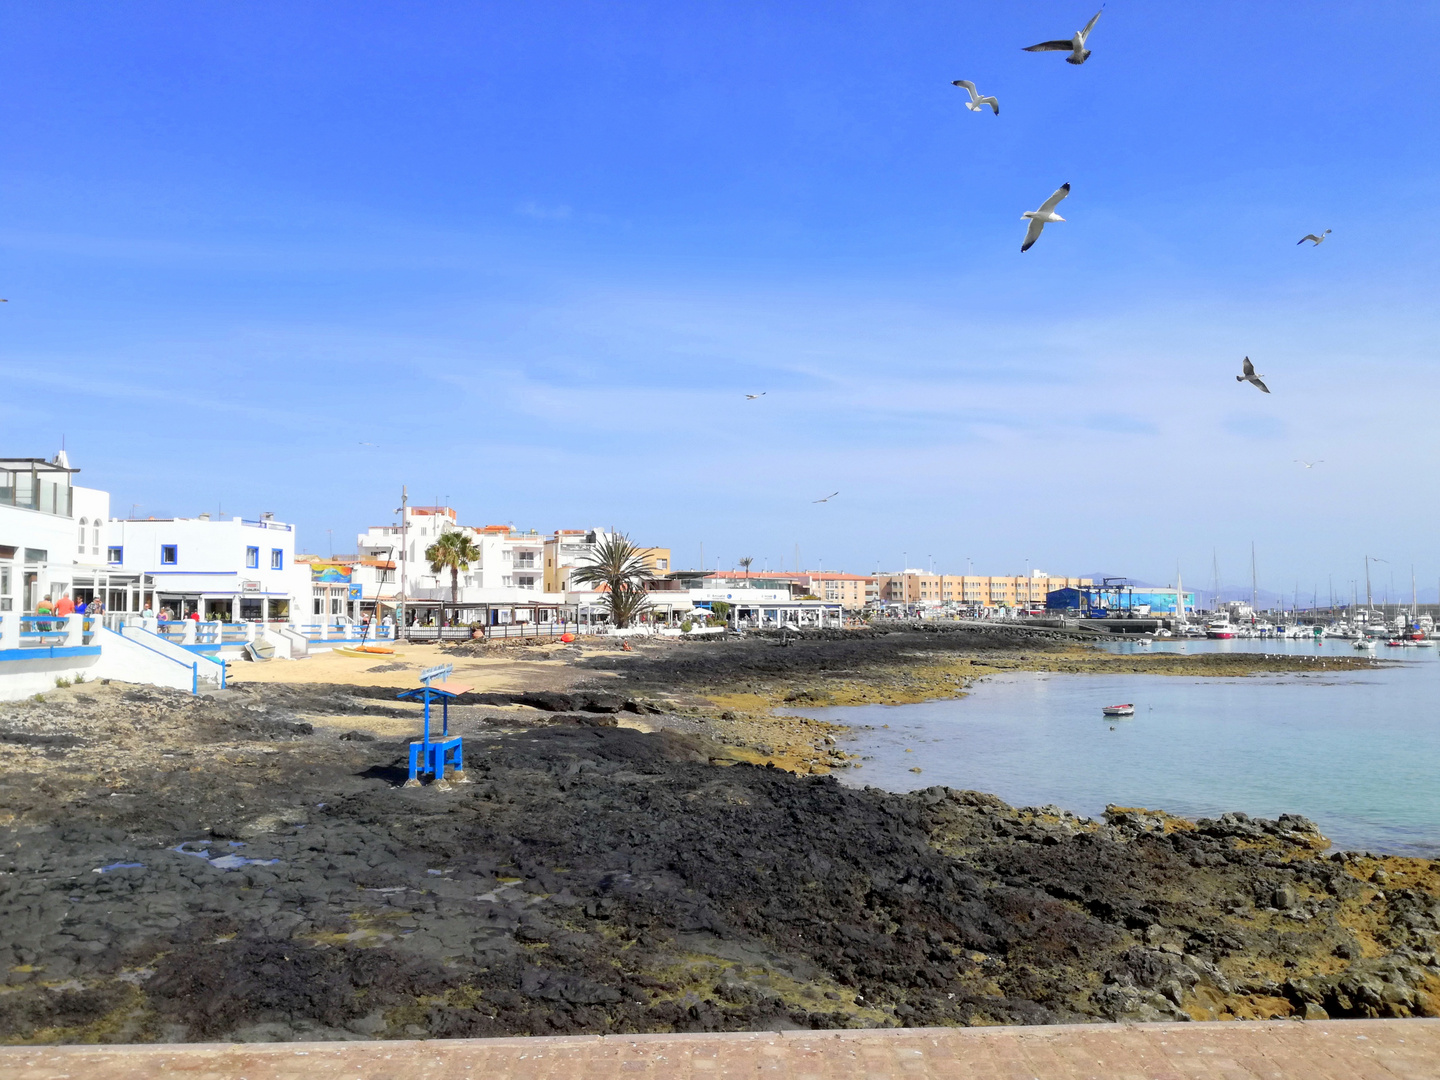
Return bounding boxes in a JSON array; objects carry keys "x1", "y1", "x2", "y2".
[{"x1": 0, "y1": 628, "x2": 1434, "y2": 1044}]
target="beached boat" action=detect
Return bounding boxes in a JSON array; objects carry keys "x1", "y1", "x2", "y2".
[
  {"x1": 1102, "y1": 704, "x2": 1135, "y2": 717},
  {"x1": 244, "y1": 640, "x2": 275, "y2": 663},
  {"x1": 334, "y1": 646, "x2": 400, "y2": 658}
]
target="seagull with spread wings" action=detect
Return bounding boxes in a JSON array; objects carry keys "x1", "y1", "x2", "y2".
[
  {"x1": 745, "y1": 393, "x2": 766, "y2": 400},
  {"x1": 1237, "y1": 357, "x2": 1270, "y2": 394},
  {"x1": 951, "y1": 80, "x2": 999, "y2": 115},
  {"x1": 1295, "y1": 459, "x2": 1323, "y2": 469},
  {"x1": 1298, "y1": 230, "x2": 1331, "y2": 246},
  {"x1": 1024, "y1": 9, "x2": 1103, "y2": 65},
  {"x1": 1021, "y1": 183, "x2": 1070, "y2": 252},
  {"x1": 812, "y1": 492, "x2": 839, "y2": 503}
]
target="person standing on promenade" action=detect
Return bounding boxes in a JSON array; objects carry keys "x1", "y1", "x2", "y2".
[
  {"x1": 55, "y1": 592, "x2": 74, "y2": 619},
  {"x1": 35, "y1": 594, "x2": 54, "y2": 631}
]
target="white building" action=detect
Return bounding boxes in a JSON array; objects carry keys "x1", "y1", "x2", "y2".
[
  {"x1": 356, "y1": 506, "x2": 567, "y2": 626},
  {"x1": 0, "y1": 453, "x2": 116, "y2": 617},
  {"x1": 107, "y1": 513, "x2": 300, "y2": 621},
  {"x1": 1, "y1": 453, "x2": 233, "y2": 699}
]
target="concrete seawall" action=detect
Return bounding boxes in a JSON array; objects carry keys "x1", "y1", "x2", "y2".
[{"x1": 3, "y1": 1019, "x2": 1436, "y2": 1079}]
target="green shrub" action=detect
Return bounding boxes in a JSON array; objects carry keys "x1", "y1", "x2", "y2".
[
  {"x1": 680, "y1": 619, "x2": 693, "y2": 633},
  {"x1": 54, "y1": 676, "x2": 71, "y2": 689}
]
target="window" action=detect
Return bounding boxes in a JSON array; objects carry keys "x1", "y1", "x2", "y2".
[
  {"x1": 246, "y1": 546, "x2": 259, "y2": 569},
  {"x1": 330, "y1": 598, "x2": 342, "y2": 615},
  {"x1": 271, "y1": 549, "x2": 283, "y2": 570},
  {"x1": 313, "y1": 598, "x2": 323, "y2": 615},
  {"x1": 656, "y1": 558, "x2": 668, "y2": 570},
  {"x1": 78, "y1": 518, "x2": 88, "y2": 553},
  {"x1": 107, "y1": 546, "x2": 123, "y2": 563},
  {"x1": 0, "y1": 565, "x2": 9, "y2": 612},
  {"x1": 161, "y1": 545, "x2": 177, "y2": 565}
]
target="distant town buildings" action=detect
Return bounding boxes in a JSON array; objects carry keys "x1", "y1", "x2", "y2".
[
  {"x1": 875, "y1": 571, "x2": 1093, "y2": 609},
  {"x1": 0, "y1": 445, "x2": 1128, "y2": 700}
]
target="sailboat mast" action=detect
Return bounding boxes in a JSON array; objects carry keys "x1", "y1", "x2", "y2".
[
  {"x1": 1250, "y1": 541, "x2": 1258, "y2": 618},
  {"x1": 1365, "y1": 556, "x2": 1373, "y2": 613}
]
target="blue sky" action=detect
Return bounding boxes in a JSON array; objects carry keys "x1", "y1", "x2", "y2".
[{"x1": 3, "y1": 1, "x2": 1438, "y2": 596}]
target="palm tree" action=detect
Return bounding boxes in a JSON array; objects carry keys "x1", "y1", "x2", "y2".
[
  {"x1": 738, "y1": 556, "x2": 754, "y2": 580},
  {"x1": 426, "y1": 531, "x2": 480, "y2": 626},
  {"x1": 569, "y1": 533, "x2": 654, "y2": 628}
]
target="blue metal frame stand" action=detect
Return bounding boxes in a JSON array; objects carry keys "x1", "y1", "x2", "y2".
[{"x1": 397, "y1": 663, "x2": 467, "y2": 785}]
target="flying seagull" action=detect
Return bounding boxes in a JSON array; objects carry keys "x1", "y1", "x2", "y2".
[
  {"x1": 1024, "y1": 9, "x2": 1103, "y2": 65},
  {"x1": 1298, "y1": 230, "x2": 1331, "y2": 246},
  {"x1": 1237, "y1": 357, "x2": 1270, "y2": 394},
  {"x1": 1021, "y1": 183, "x2": 1070, "y2": 252},
  {"x1": 1295, "y1": 459, "x2": 1323, "y2": 469},
  {"x1": 813, "y1": 491, "x2": 840, "y2": 503},
  {"x1": 358, "y1": 441, "x2": 379, "y2": 446},
  {"x1": 745, "y1": 393, "x2": 766, "y2": 400},
  {"x1": 951, "y1": 80, "x2": 999, "y2": 115}
]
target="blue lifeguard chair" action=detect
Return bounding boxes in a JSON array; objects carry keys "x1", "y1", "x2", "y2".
[{"x1": 397, "y1": 663, "x2": 469, "y2": 785}]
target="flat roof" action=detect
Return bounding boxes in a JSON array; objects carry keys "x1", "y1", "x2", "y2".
[{"x1": 0, "y1": 458, "x2": 78, "y2": 473}]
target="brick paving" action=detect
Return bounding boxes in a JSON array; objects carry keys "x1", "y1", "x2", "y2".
[{"x1": 2, "y1": 1020, "x2": 1437, "y2": 1080}]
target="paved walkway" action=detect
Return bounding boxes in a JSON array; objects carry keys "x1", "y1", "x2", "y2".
[{"x1": 2, "y1": 1019, "x2": 1437, "y2": 1079}]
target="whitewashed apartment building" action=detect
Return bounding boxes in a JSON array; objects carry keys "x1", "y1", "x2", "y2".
[{"x1": 355, "y1": 506, "x2": 567, "y2": 625}]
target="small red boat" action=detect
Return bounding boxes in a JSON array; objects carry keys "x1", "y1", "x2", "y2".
[{"x1": 1102, "y1": 703, "x2": 1135, "y2": 717}]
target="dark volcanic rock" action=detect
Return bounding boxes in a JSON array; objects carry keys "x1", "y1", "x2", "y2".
[{"x1": 0, "y1": 679, "x2": 1436, "y2": 1044}]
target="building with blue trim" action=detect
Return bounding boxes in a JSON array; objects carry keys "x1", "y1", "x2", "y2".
[{"x1": 1046, "y1": 585, "x2": 1196, "y2": 616}]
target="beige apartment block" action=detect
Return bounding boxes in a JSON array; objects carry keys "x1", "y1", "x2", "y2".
[
  {"x1": 804, "y1": 572, "x2": 875, "y2": 610},
  {"x1": 878, "y1": 572, "x2": 1092, "y2": 608},
  {"x1": 543, "y1": 530, "x2": 670, "y2": 592}
]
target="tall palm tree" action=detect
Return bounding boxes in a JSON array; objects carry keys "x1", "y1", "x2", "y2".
[
  {"x1": 426, "y1": 531, "x2": 480, "y2": 627},
  {"x1": 569, "y1": 533, "x2": 653, "y2": 628},
  {"x1": 738, "y1": 556, "x2": 754, "y2": 580}
]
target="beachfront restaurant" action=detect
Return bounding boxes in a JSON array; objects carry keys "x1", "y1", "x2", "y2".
[
  {"x1": 143, "y1": 572, "x2": 294, "y2": 622},
  {"x1": 682, "y1": 588, "x2": 844, "y2": 628},
  {"x1": 399, "y1": 598, "x2": 573, "y2": 638}
]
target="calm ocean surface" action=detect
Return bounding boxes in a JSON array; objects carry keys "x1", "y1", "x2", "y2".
[{"x1": 789, "y1": 638, "x2": 1440, "y2": 856}]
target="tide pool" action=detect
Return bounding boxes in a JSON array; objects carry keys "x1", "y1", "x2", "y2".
[{"x1": 789, "y1": 640, "x2": 1440, "y2": 856}]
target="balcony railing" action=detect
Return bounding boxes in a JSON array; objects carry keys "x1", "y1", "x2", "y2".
[{"x1": 0, "y1": 477, "x2": 72, "y2": 517}]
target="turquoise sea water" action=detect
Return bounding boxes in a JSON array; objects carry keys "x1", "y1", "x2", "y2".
[{"x1": 788, "y1": 639, "x2": 1440, "y2": 856}]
